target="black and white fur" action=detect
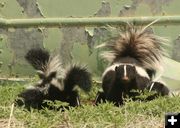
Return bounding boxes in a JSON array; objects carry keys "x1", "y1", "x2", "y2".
[
  {"x1": 16, "y1": 48, "x2": 92, "y2": 110},
  {"x1": 145, "y1": 81, "x2": 170, "y2": 100},
  {"x1": 95, "y1": 26, "x2": 169, "y2": 106},
  {"x1": 95, "y1": 64, "x2": 151, "y2": 106}
]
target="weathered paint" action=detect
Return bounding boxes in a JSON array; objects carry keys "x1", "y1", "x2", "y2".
[{"x1": 0, "y1": 0, "x2": 180, "y2": 90}]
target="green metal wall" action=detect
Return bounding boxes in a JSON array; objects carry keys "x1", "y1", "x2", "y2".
[{"x1": 0, "y1": 0, "x2": 180, "y2": 90}]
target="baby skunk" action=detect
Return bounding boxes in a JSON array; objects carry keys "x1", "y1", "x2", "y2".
[
  {"x1": 145, "y1": 81, "x2": 170, "y2": 100},
  {"x1": 16, "y1": 48, "x2": 92, "y2": 110},
  {"x1": 95, "y1": 26, "x2": 169, "y2": 106}
]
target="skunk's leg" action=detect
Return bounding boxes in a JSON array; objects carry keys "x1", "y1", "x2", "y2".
[
  {"x1": 68, "y1": 91, "x2": 80, "y2": 107},
  {"x1": 94, "y1": 91, "x2": 106, "y2": 105}
]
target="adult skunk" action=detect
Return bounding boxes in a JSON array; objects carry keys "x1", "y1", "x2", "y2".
[
  {"x1": 95, "y1": 26, "x2": 169, "y2": 106},
  {"x1": 16, "y1": 48, "x2": 92, "y2": 110}
]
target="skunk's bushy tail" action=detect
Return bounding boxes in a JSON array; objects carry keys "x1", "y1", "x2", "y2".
[
  {"x1": 25, "y1": 48, "x2": 64, "y2": 79},
  {"x1": 98, "y1": 26, "x2": 168, "y2": 73},
  {"x1": 25, "y1": 48, "x2": 50, "y2": 71},
  {"x1": 64, "y1": 64, "x2": 92, "y2": 92}
]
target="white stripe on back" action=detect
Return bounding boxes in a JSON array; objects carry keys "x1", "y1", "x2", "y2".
[
  {"x1": 102, "y1": 63, "x2": 121, "y2": 78},
  {"x1": 149, "y1": 82, "x2": 155, "y2": 92},
  {"x1": 135, "y1": 66, "x2": 150, "y2": 79},
  {"x1": 102, "y1": 63, "x2": 150, "y2": 79},
  {"x1": 76, "y1": 97, "x2": 80, "y2": 106}
]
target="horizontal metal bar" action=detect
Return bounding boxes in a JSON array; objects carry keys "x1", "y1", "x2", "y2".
[
  {"x1": 0, "y1": 16, "x2": 180, "y2": 28},
  {"x1": 0, "y1": 77, "x2": 30, "y2": 82}
]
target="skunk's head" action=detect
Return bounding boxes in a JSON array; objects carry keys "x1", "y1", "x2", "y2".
[
  {"x1": 36, "y1": 70, "x2": 57, "y2": 88},
  {"x1": 36, "y1": 71, "x2": 63, "y2": 94},
  {"x1": 115, "y1": 64, "x2": 136, "y2": 84}
]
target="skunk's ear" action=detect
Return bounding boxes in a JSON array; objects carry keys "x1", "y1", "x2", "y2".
[
  {"x1": 115, "y1": 66, "x2": 118, "y2": 72},
  {"x1": 132, "y1": 64, "x2": 135, "y2": 68},
  {"x1": 48, "y1": 71, "x2": 57, "y2": 79},
  {"x1": 37, "y1": 70, "x2": 45, "y2": 79},
  {"x1": 132, "y1": 65, "x2": 136, "y2": 71}
]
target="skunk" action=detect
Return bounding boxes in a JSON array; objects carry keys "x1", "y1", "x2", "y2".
[
  {"x1": 145, "y1": 81, "x2": 170, "y2": 100},
  {"x1": 16, "y1": 48, "x2": 92, "y2": 110},
  {"x1": 95, "y1": 26, "x2": 169, "y2": 106},
  {"x1": 16, "y1": 87, "x2": 46, "y2": 110},
  {"x1": 95, "y1": 64, "x2": 151, "y2": 106}
]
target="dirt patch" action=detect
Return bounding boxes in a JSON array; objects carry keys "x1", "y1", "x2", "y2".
[
  {"x1": 124, "y1": 114, "x2": 164, "y2": 128},
  {"x1": 0, "y1": 118, "x2": 24, "y2": 128}
]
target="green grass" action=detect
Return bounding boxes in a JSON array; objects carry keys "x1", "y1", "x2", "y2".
[{"x1": 0, "y1": 81, "x2": 180, "y2": 128}]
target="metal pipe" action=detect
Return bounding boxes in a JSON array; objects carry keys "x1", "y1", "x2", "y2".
[{"x1": 0, "y1": 16, "x2": 180, "y2": 28}]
